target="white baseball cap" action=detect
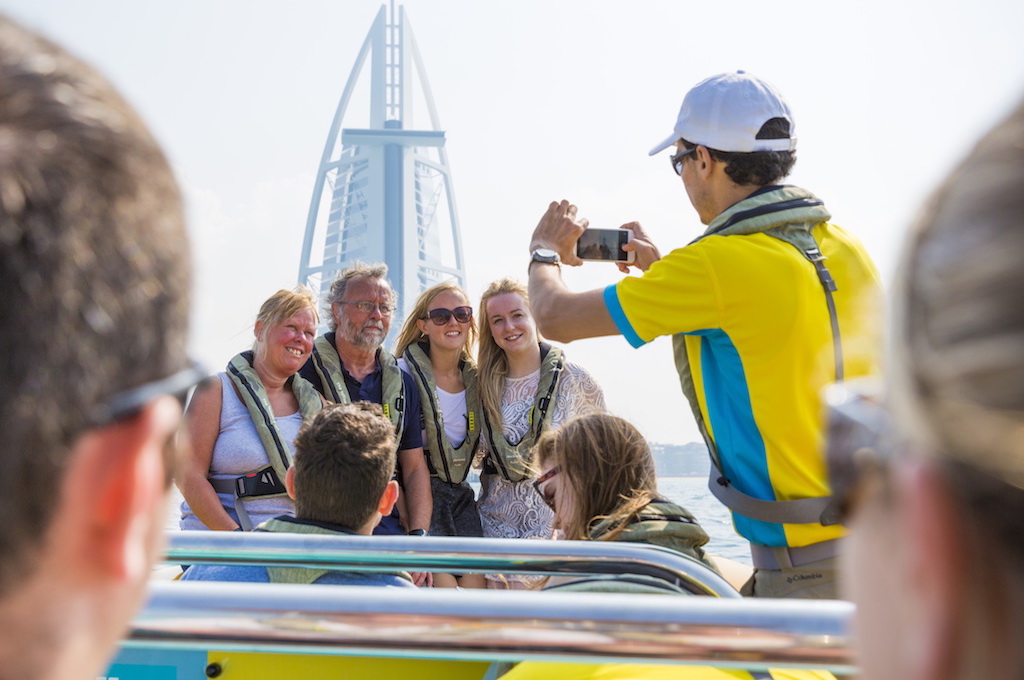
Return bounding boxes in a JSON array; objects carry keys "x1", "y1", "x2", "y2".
[{"x1": 649, "y1": 70, "x2": 797, "y2": 156}]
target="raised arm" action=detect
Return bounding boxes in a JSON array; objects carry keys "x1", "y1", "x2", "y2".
[{"x1": 528, "y1": 200, "x2": 622, "y2": 343}]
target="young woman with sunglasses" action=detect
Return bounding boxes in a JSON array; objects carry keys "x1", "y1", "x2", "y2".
[
  {"x1": 476, "y1": 277, "x2": 605, "y2": 589},
  {"x1": 532, "y1": 412, "x2": 718, "y2": 577},
  {"x1": 395, "y1": 282, "x2": 485, "y2": 588}
]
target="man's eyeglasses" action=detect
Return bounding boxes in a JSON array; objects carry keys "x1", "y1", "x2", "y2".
[
  {"x1": 341, "y1": 300, "x2": 396, "y2": 315},
  {"x1": 532, "y1": 465, "x2": 562, "y2": 511},
  {"x1": 88, "y1": 361, "x2": 208, "y2": 428},
  {"x1": 670, "y1": 147, "x2": 697, "y2": 176},
  {"x1": 423, "y1": 306, "x2": 473, "y2": 326},
  {"x1": 824, "y1": 382, "x2": 895, "y2": 525}
]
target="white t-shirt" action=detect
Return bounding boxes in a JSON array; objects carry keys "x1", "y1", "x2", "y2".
[{"x1": 397, "y1": 356, "x2": 468, "y2": 448}]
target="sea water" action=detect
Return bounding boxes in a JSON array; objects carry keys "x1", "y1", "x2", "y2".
[
  {"x1": 167, "y1": 475, "x2": 750, "y2": 564},
  {"x1": 657, "y1": 476, "x2": 748, "y2": 564}
]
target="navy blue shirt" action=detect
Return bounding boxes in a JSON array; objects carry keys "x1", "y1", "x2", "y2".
[{"x1": 299, "y1": 332, "x2": 423, "y2": 452}]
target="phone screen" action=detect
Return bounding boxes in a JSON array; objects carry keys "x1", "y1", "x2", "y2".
[{"x1": 576, "y1": 228, "x2": 631, "y2": 262}]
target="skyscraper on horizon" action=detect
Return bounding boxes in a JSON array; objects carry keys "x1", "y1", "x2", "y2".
[{"x1": 298, "y1": 2, "x2": 465, "y2": 338}]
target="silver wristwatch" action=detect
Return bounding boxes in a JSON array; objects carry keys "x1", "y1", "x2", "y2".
[{"x1": 530, "y1": 248, "x2": 561, "y2": 268}]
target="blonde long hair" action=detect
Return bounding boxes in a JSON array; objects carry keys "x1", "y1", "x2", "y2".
[
  {"x1": 533, "y1": 412, "x2": 658, "y2": 541},
  {"x1": 477, "y1": 277, "x2": 533, "y2": 429},
  {"x1": 393, "y1": 282, "x2": 477, "y2": 361}
]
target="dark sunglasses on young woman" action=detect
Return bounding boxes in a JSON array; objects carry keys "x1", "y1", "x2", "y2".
[{"x1": 423, "y1": 306, "x2": 473, "y2": 326}]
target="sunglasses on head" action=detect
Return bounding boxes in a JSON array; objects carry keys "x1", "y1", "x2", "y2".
[
  {"x1": 423, "y1": 306, "x2": 473, "y2": 326},
  {"x1": 532, "y1": 465, "x2": 562, "y2": 511},
  {"x1": 824, "y1": 382, "x2": 896, "y2": 525}
]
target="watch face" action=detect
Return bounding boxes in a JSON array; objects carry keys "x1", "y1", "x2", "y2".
[{"x1": 532, "y1": 248, "x2": 560, "y2": 263}]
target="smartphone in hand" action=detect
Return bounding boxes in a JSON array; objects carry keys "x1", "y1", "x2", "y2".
[{"x1": 576, "y1": 228, "x2": 636, "y2": 264}]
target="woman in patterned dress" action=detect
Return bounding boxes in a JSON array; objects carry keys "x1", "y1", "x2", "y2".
[{"x1": 475, "y1": 277, "x2": 605, "y2": 588}]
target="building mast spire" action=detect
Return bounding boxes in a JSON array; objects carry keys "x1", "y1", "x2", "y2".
[{"x1": 298, "y1": 3, "x2": 465, "y2": 338}]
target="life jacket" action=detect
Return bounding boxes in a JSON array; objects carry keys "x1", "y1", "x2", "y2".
[
  {"x1": 257, "y1": 517, "x2": 413, "y2": 585},
  {"x1": 588, "y1": 499, "x2": 716, "y2": 571},
  {"x1": 672, "y1": 186, "x2": 844, "y2": 528},
  {"x1": 212, "y1": 351, "x2": 323, "y2": 530},
  {"x1": 542, "y1": 501, "x2": 716, "y2": 597},
  {"x1": 403, "y1": 341, "x2": 481, "y2": 484},
  {"x1": 309, "y1": 334, "x2": 406, "y2": 437},
  {"x1": 482, "y1": 343, "x2": 564, "y2": 483}
]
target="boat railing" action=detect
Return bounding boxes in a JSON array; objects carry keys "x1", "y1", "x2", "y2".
[
  {"x1": 167, "y1": 530, "x2": 740, "y2": 597},
  {"x1": 126, "y1": 531, "x2": 856, "y2": 674}
]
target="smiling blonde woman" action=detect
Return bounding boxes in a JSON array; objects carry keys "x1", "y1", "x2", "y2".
[
  {"x1": 395, "y1": 282, "x2": 485, "y2": 588},
  {"x1": 178, "y1": 287, "x2": 324, "y2": 532},
  {"x1": 475, "y1": 277, "x2": 605, "y2": 588}
]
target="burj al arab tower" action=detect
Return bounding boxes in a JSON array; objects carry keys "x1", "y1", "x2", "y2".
[{"x1": 298, "y1": 2, "x2": 465, "y2": 328}]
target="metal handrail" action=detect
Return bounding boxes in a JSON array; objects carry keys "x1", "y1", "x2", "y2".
[
  {"x1": 167, "y1": 531, "x2": 740, "y2": 598},
  {"x1": 130, "y1": 582, "x2": 855, "y2": 673}
]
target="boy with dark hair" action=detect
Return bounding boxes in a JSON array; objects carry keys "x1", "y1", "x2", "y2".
[{"x1": 182, "y1": 402, "x2": 415, "y2": 587}]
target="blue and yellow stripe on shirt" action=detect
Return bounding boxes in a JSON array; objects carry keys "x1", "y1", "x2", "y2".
[{"x1": 605, "y1": 223, "x2": 882, "y2": 548}]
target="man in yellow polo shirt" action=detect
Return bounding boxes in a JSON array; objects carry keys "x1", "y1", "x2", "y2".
[{"x1": 527, "y1": 71, "x2": 883, "y2": 598}]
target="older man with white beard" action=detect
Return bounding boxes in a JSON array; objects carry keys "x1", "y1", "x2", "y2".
[{"x1": 300, "y1": 263, "x2": 431, "y2": 546}]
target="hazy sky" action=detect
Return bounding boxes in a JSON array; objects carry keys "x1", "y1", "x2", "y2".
[{"x1": 7, "y1": 0, "x2": 1024, "y2": 445}]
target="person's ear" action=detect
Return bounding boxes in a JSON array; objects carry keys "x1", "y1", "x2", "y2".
[
  {"x1": 285, "y1": 465, "x2": 297, "y2": 500},
  {"x1": 253, "y1": 319, "x2": 264, "y2": 340},
  {"x1": 60, "y1": 395, "x2": 181, "y2": 583},
  {"x1": 695, "y1": 145, "x2": 714, "y2": 175},
  {"x1": 416, "y1": 317, "x2": 428, "y2": 337},
  {"x1": 378, "y1": 479, "x2": 399, "y2": 517},
  {"x1": 900, "y1": 460, "x2": 966, "y2": 680}
]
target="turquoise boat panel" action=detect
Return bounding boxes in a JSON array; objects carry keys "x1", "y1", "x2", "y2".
[{"x1": 106, "y1": 648, "x2": 207, "y2": 679}]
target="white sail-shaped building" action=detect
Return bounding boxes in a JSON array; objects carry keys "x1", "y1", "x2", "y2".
[{"x1": 298, "y1": 2, "x2": 465, "y2": 332}]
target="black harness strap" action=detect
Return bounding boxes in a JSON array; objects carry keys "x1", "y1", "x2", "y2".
[
  {"x1": 804, "y1": 246, "x2": 844, "y2": 383},
  {"x1": 705, "y1": 241, "x2": 846, "y2": 528},
  {"x1": 406, "y1": 349, "x2": 455, "y2": 483},
  {"x1": 226, "y1": 361, "x2": 289, "y2": 473},
  {"x1": 310, "y1": 345, "x2": 344, "y2": 403},
  {"x1": 483, "y1": 345, "x2": 564, "y2": 482}
]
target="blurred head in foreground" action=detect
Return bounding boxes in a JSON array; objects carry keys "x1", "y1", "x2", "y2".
[
  {"x1": 840, "y1": 98, "x2": 1024, "y2": 680},
  {"x1": 0, "y1": 13, "x2": 193, "y2": 680}
]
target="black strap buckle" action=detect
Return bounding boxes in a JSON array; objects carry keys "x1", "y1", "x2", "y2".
[{"x1": 233, "y1": 466, "x2": 286, "y2": 498}]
